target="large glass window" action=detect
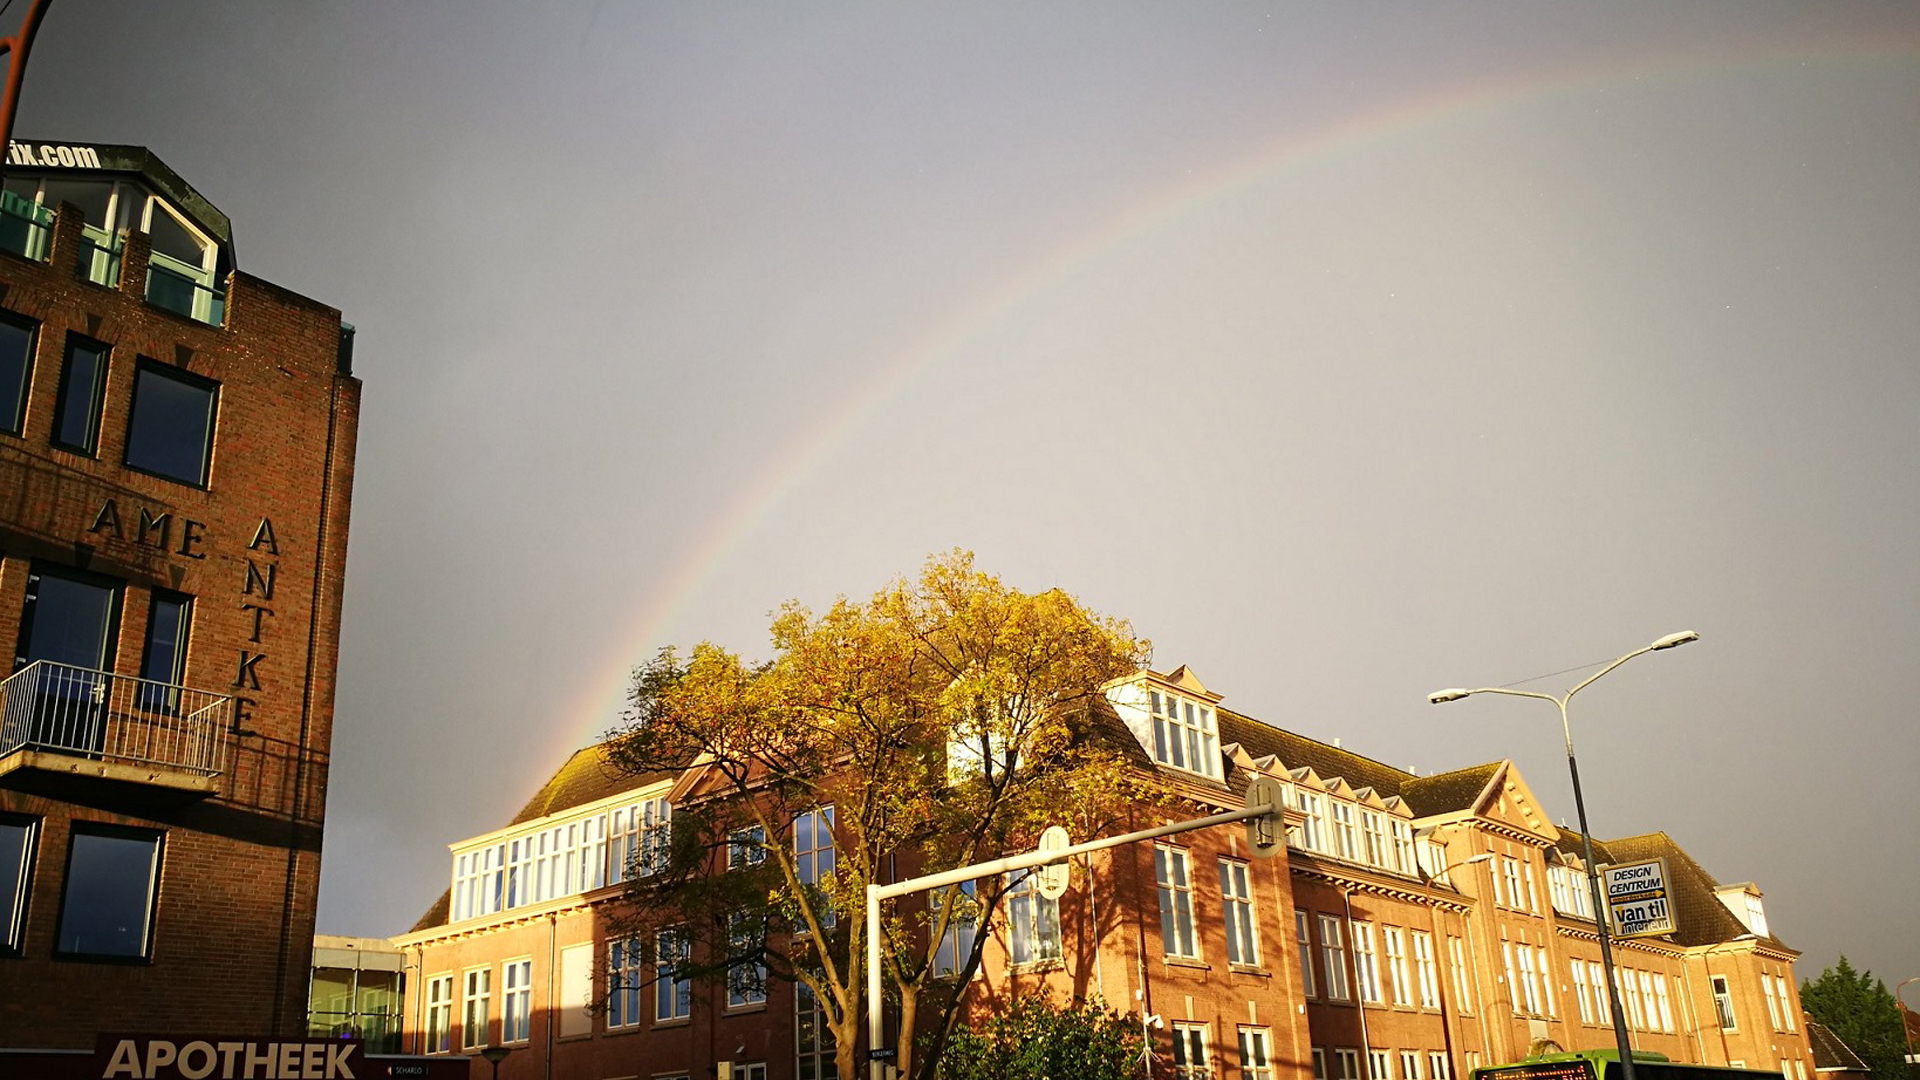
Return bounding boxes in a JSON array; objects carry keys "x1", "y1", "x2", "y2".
[
  {"x1": 608, "y1": 939, "x2": 644, "y2": 1029},
  {"x1": 51, "y1": 334, "x2": 108, "y2": 455},
  {"x1": 1238, "y1": 1028, "x2": 1272, "y2": 1080},
  {"x1": 123, "y1": 361, "x2": 216, "y2": 486},
  {"x1": 933, "y1": 880, "x2": 979, "y2": 978},
  {"x1": 655, "y1": 928, "x2": 691, "y2": 1021},
  {"x1": 1, "y1": 814, "x2": 36, "y2": 955},
  {"x1": 1219, "y1": 859, "x2": 1258, "y2": 966},
  {"x1": 727, "y1": 913, "x2": 767, "y2": 1008},
  {"x1": 424, "y1": 974, "x2": 453, "y2": 1053},
  {"x1": 795, "y1": 806, "x2": 836, "y2": 929},
  {"x1": 797, "y1": 982, "x2": 837, "y2": 1080},
  {"x1": 1712, "y1": 974, "x2": 1736, "y2": 1031},
  {"x1": 1411, "y1": 930, "x2": 1439, "y2": 1008},
  {"x1": 1005, "y1": 869, "x2": 1061, "y2": 965},
  {"x1": 138, "y1": 591, "x2": 191, "y2": 712},
  {"x1": 1352, "y1": 922, "x2": 1380, "y2": 1003},
  {"x1": 1383, "y1": 926, "x2": 1410, "y2": 1005},
  {"x1": 1170, "y1": 1022, "x2": 1210, "y2": 1080},
  {"x1": 0, "y1": 312, "x2": 33, "y2": 436},
  {"x1": 1155, "y1": 845, "x2": 1197, "y2": 959},
  {"x1": 1149, "y1": 691, "x2": 1220, "y2": 778},
  {"x1": 1294, "y1": 910, "x2": 1316, "y2": 996},
  {"x1": 1319, "y1": 915, "x2": 1349, "y2": 1000},
  {"x1": 461, "y1": 968, "x2": 490, "y2": 1050},
  {"x1": 56, "y1": 825, "x2": 161, "y2": 959},
  {"x1": 502, "y1": 959, "x2": 531, "y2": 1043},
  {"x1": 1330, "y1": 803, "x2": 1358, "y2": 861},
  {"x1": 729, "y1": 824, "x2": 766, "y2": 869}
]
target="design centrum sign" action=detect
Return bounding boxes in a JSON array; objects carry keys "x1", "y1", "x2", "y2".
[
  {"x1": 95, "y1": 1036, "x2": 366, "y2": 1080},
  {"x1": 1602, "y1": 857, "x2": 1675, "y2": 938}
]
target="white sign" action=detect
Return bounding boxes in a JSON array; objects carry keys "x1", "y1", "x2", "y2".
[
  {"x1": 1603, "y1": 857, "x2": 1674, "y2": 937},
  {"x1": 7, "y1": 141, "x2": 102, "y2": 169}
]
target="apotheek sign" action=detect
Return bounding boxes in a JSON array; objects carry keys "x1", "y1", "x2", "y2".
[{"x1": 93, "y1": 1036, "x2": 366, "y2": 1080}]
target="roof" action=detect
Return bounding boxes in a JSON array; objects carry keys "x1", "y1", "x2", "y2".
[
  {"x1": 1805, "y1": 1020, "x2": 1871, "y2": 1073},
  {"x1": 1217, "y1": 707, "x2": 1421, "y2": 797},
  {"x1": 10, "y1": 138, "x2": 234, "y2": 250},
  {"x1": 1399, "y1": 763, "x2": 1505, "y2": 818},
  {"x1": 1600, "y1": 831, "x2": 1788, "y2": 949}
]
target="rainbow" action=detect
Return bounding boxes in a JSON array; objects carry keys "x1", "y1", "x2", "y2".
[{"x1": 522, "y1": 36, "x2": 1919, "y2": 796}]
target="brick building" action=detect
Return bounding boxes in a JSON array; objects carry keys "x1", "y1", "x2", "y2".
[
  {"x1": 0, "y1": 140, "x2": 359, "y2": 1042},
  {"x1": 395, "y1": 667, "x2": 1813, "y2": 1080}
]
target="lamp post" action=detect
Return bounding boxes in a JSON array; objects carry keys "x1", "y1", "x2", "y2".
[
  {"x1": 1419, "y1": 850, "x2": 1495, "y2": 1080},
  {"x1": 1429, "y1": 630, "x2": 1698, "y2": 1080},
  {"x1": 1896, "y1": 977, "x2": 1919, "y2": 1065},
  {"x1": 479, "y1": 1045, "x2": 513, "y2": 1080}
]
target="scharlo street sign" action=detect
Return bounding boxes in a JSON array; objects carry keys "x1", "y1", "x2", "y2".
[{"x1": 1603, "y1": 857, "x2": 1675, "y2": 938}]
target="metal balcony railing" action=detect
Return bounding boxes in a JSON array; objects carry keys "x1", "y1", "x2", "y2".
[
  {"x1": 0, "y1": 191, "x2": 52, "y2": 261},
  {"x1": 145, "y1": 252, "x2": 225, "y2": 326},
  {"x1": 0, "y1": 660, "x2": 231, "y2": 778}
]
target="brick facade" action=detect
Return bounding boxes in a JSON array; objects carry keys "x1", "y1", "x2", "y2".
[
  {"x1": 0, "y1": 141, "x2": 358, "y2": 1044},
  {"x1": 395, "y1": 669, "x2": 1812, "y2": 1080}
]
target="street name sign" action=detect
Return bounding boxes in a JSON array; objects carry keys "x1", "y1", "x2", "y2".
[{"x1": 1603, "y1": 857, "x2": 1675, "y2": 937}]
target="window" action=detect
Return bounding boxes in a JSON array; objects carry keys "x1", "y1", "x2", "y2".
[
  {"x1": 795, "y1": 806, "x2": 835, "y2": 928},
  {"x1": 1352, "y1": 922, "x2": 1380, "y2": 1004},
  {"x1": 1389, "y1": 820, "x2": 1415, "y2": 875},
  {"x1": 1537, "y1": 947, "x2": 1555, "y2": 1017},
  {"x1": 1762, "y1": 971, "x2": 1783, "y2": 1029},
  {"x1": 1361, "y1": 812, "x2": 1388, "y2": 868},
  {"x1": 1369, "y1": 1051, "x2": 1392, "y2": 1080},
  {"x1": 727, "y1": 913, "x2": 767, "y2": 1007},
  {"x1": 1156, "y1": 846, "x2": 1198, "y2": 959},
  {"x1": 56, "y1": 824, "x2": 160, "y2": 959},
  {"x1": 1652, "y1": 973, "x2": 1674, "y2": 1032},
  {"x1": 1335, "y1": 1049, "x2": 1361, "y2": 1080},
  {"x1": 933, "y1": 880, "x2": 979, "y2": 978},
  {"x1": 1500, "y1": 859, "x2": 1523, "y2": 909},
  {"x1": 558, "y1": 944, "x2": 593, "y2": 1037},
  {"x1": 1400, "y1": 1052, "x2": 1421, "y2": 1080},
  {"x1": 1219, "y1": 860, "x2": 1258, "y2": 966},
  {"x1": 1238, "y1": 1028, "x2": 1272, "y2": 1080},
  {"x1": 1709, "y1": 974, "x2": 1735, "y2": 1030},
  {"x1": 51, "y1": 334, "x2": 107, "y2": 455},
  {"x1": 1319, "y1": 915, "x2": 1349, "y2": 1000},
  {"x1": 1330, "y1": 803, "x2": 1358, "y2": 861},
  {"x1": 502, "y1": 959, "x2": 531, "y2": 1043},
  {"x1": 639, "y1": 797, "x2": 671, "y2": 877},
  {"x1": 729, "y1": 825, "x2": 767, "y2": 869},
  {"x1": 1776, "y1": 976, "x2": 1797, "y2": 1031},
  {"x1": 1170, "y1": 1022, "x2": 1211, "y2": 1080},
  {"x1": 461, "y1": 967, "x2": 490, "y2": 1050},
  {"x1": 609, "y1": 797, "x2": 672, "y2": 884},
  {"x1": 608, "y1": 939, "x2": 644, "y2": 1029},
  {"x1": 136, "y1": 591, "x2": 191, "y2": 712},
  {"x1": 1411, "y1": 931, "x2": 1438, "y2": 1008},
  {"x1": 1383, "y1": 926, "x2": 1410, "y2": 1005},
  {"x1": 0, "y1": 312, "x2": 33, "y2": 436},
  {"x1": 122, "y1": 361, "x2": 216, "y2": 485},
  {"x1": 1149, "y1": 690, "x2": 1220, "y2": 778},
  {"x1": 1005, "y1": 869, "x2": 1061, "y2": 964},
  {"x1": 1312, "y1": 1049, "x2": 1327, "y2": 1080},
  {"x1": 1448, "y1": 937, "x2": 1472, "y2": 1012},
  {"x1": 1295, "y1": 792, "x2": 1326, "y2": 852},
  {"x1": 1295, "y1": 910, "x2": 1316, "y2": 996},
  {"x1": 655, "y1": 928, "x2": 691, "y2": 1021},
  {"x1": 798, "y1": 982, "x2": 836, "y2": 1080},
  {"x1": 1428, "y1": 1054, "x2": 1450, "y2": 1080},
  {"x1": 1522, "y1": 861, "x2": 1539, "y2": 912},
  {"x1": 1, "y1": 814, "x2": 36, "y2": 955},
  {"x1": 1571, "y1": 961, "x2": 1593, "y2": 1024},
  {"x1": 424, "y1": 974, "x2": 453, "y2": 1053}
]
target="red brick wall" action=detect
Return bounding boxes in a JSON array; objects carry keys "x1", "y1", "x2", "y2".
[{"x1": 0, "y1": 202, "x2": 359, "y2": 1045}]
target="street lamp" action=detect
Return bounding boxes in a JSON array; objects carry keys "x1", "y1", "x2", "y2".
[
  {"x1": 1418, "y1": 850, "x2": 1494, "y2": 1080},
  {"x1": 478, "y1": 1045, "x2": 512, "y2": 1080},
  {"x1": 1429, "y1": 630, "x2": 1698, "y2": 1080}
]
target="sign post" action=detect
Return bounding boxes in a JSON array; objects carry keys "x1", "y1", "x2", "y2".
[{"x1": 1602, "y1": 857, "x2": 1674, "y2": 938}]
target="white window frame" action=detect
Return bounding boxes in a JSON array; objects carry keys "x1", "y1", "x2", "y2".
[
  {"x1": 1149, "y1": 690, "x2": 1221, "y2": 779},
  {"x1": 1330, "y1": 803, "x2": 1359, "y2": 861},
  {"x1": 1449, "y1": 936, "x2": 1473, "y2": 1013},
  {"x1": 1219, "y1": 859, "x2": 1258, "y2": 967},
  {"x1": 1572, "y1": 960, "x2": 1594, "y2": 1024},
  {"x1": 1171, "y1": 1022, "x2": 1212, "y2": 1080},
  {"x1": 1238, "y1": 1027, "x2": 1273, "y2": 1080},
  {"x1": 608, "y1": 939, "x2": 645, "y2": 1029},
  {"x1": 727, "y1": 912, "x2": 767, "y2": 1008},
  {"x1": 1389, "y1": 819, "x2": 1415, "y2": 875},
  {"x1": 1360, "y1": 811, "x2": 1388, "y2": 868},
  {"x1": 729, "y1": 824, "x2": 767, "y2": 870},
  {"x1": 1334, "y1": 1049, "x2": 1361, "y2": 1080},
  {"x1": 1383, "y1": 926, "x2": 1410, "y2": 1006},
  {"x1": 502, "y1": 958, "x2": 532, "y2": 1044},
  {"x1": 424, "y1": 973, "x2": 453, "y2": 1054},
  {"x1": 1411, "y1": 929, "x2": 1439, "y2": 1008},
  {"x1": 1005, "y1": 869, "x2": 1061, "y2": 965},
  {"x1": 1295, "y1": 792, "x2": 1327, "y2": 853},
  {"x1": 1400, "y1": 1051, "x2": 1421, "y2": 1080},
  {"x1": 1352, "y1": 922, "x2": 1380, "y2": 1004},
  {"x1": 461, "y1": 967, "x2": 491, "y2": 1051},
  {"x1": 1428, "y1": 1053, "x2": 1450, "y2": 1080},
  {"x1": 1320, "y1": 915, "x2": 1350, "y2": 1001},
  {"x1": 1295, "y1": 910, "x2": 1317, "y2": 996},
  {"x1": 656, "y1": 928, "x2": 691, "y2": 1021},
  {"x1": 1156, "y1": 845, "x2": 1199, "y2": 959},
  {"x1": 1368, "y1": 1051, "x2": 1392, "y2": 1080}
]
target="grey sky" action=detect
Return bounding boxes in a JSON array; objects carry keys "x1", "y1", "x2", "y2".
[{"x1": 19, "y1": 2, "x2": 1918, "y2": 985}]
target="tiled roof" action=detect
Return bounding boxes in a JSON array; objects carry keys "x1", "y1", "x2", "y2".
[
  {"x1": 1217, "y1": 709, "x2": 1420, "y2": 797},
  {"x1": 1601, "y1": 832, "x2": 1771, "y2": 948},
  {"x1": 1805, "y1": 1020, "x2": 1870, "y2": 1072},
  {"x1": 1399, "y1": 763, "x2": 1503, "y2": 817},
  {"x1": 508, "y1": 744, "x2": 674, "y2": 826},
  {"x1": 409, "y1": 889, "x2": 451, "y2": 935}
]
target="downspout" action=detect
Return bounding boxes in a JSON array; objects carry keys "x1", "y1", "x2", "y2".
[
  {"x1": 546, "y1": 912, "x2": 557, "y2": 1080},
  {"x1": 1341, "y1": 887, "x2": 1375, "y2": 1078}
]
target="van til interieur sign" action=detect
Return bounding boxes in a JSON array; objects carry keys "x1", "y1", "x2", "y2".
[{"x1": 1603, "y1": 857, "x2": 1675, "y2": 938}]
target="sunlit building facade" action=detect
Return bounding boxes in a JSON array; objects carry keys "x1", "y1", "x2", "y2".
[
  {"x1": 0, "y1": 140, "x2": 359, "y2": 1043},
  {"x1": 397, "y1": 666, "x2": 1812, "y2": 1080}
]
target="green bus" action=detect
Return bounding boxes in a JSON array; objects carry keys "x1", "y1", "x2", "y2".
[{"x1": 1472, "y1": 1050, "x2": 1784, "y2": 1080}]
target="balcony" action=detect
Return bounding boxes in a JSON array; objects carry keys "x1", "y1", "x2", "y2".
[{"x1": 0, "y1": 660, "x2": 231, "y2": 798}]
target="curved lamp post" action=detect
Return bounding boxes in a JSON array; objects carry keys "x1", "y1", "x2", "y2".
[{"x1": 1429, "y1": 630, "x2": 1699, "y2": 1080}]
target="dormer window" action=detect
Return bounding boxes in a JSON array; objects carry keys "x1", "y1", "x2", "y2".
[{"x1": 1149, "y1": 690, "x2": 1220, "y2": 779}]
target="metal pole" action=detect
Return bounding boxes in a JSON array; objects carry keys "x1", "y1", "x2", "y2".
[
  {"x1": 1560, "y1": 697, "x2": 1638, "y2": 1080},
  {"x1": 863, "y1": 800, "x2": 1280, "y2": 1080}
]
